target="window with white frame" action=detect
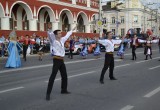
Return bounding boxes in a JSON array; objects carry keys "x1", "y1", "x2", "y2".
[
  {"x1": 112, "y1": 17, "x2": 116, "y2": 24},
  {"x1": 112, "y1": 29, "x2": 116, "y2": 35},
  {"x1": 121, "y1": 16, "x2": 125, "y2": 23},
  {"x1": 133, "y1": 15, "x2": 138, "y2": 23},
  {"x1": 121, "y1": 28, "x2": 125, "y2": 36}
]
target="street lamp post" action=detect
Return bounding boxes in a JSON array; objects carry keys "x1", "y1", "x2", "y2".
[{"x1": 99, "y1": 0, "x2": 102, "y2": 38}]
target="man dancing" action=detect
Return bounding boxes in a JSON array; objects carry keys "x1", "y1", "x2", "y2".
[{"x1": 46, "y1": 24, "x2": 77, "y2": 101}]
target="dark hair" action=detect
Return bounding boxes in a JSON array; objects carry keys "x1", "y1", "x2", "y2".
[
  {"x1": 54, "y1": 30, "x2": 61, "y2": 35},
  {"x1": 106, "y1": 31, "x2": 112, "y2": 36}
]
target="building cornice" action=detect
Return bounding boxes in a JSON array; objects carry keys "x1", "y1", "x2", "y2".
[
  {"x1": 103, "y1": 8, "x2": 159, "y2": 17},
  {"x1": 38, "y1": 0, "x2": 99, "y2": 12}
]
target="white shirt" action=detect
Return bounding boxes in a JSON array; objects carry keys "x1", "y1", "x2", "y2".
[
  {"x1": 47, "y1": 30, "x2": 73, "y2": 57},
  {"x1": 98, "y1": 39, "x2": 122, "y2": 52},
  {"x1": 138, "y1": 39, "x2": 159, "y2": 44}
]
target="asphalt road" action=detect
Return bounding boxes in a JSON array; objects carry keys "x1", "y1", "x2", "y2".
[{"x1": 0, "y1": 45, "x2": 160, "y2": 110}]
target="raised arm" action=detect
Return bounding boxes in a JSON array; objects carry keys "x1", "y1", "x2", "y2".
[
  {"x1": 47, "y1": 30, "x2": 55, "y2": 47},
  {"x1": 151, "y1": 39, "x2": 159, "y2": 43},
  {"x1": 113, "y1": 39, "x2": 122, "y2": 44},
  {"x1": 98, "y1": 39, "x2": 108, "y2": 46},
  {"x1": 61, "y1": 25, "x2": 77, "y2": 43},
  {"x1": 138, "y1": 39, "x2": 146, "y2": 43}
]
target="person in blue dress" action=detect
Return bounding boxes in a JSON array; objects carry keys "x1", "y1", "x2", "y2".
[
  {"x1": 117, "y1": 36, "x2": 128, "y2": 59},
  {"x1": 93, "y1": 42, "x2": 101, "y2": 58},
  {"x1": 5, "y1": 31, "x2": 22, "y2": 68},
  {"x1": 80, "y1": 43, "x2": 88, "y2": 59}
]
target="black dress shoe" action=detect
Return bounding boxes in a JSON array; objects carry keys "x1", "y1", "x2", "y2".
[
  {"x1": 46, "y1": 94, "x2": 50, "y2": 101},
  {"x1": 110, "y1": 77, "x2": 117, "y2": 80},
  {"x1": 61, "y1": 91, "x2": 71, "y2": 94},
  {"x1": 100, "y1": 80, "x2": 104, "y2": 84}
]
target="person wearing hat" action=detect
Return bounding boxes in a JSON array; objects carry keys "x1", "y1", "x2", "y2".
[{"x1": 5, "y1": 31, "x2": 22, "y2": 68}]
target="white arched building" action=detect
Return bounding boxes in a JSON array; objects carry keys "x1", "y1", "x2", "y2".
[{"x1": 0, "y1": 0, "x2": 99, "y2": 37}]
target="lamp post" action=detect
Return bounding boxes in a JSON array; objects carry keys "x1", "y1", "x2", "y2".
[{"x1": 99, "y1": 0, "x2": 102, "y2": 38}]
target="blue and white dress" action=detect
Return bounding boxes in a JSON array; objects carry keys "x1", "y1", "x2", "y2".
[
  {"x1": 5, "y1": 41, "x2": 22, "y2": 68},
  {"x1": 117, "y1": 39, "x2": 128, "y2": 57},
  {"x1": 80, "y1": 45, "x2": 88, "y2": 57}
]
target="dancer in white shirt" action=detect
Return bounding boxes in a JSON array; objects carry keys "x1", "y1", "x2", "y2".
[
  {"x1": 98, "y1": 31, "x2": 121, "y2": 84},
  {"x1": 46, "y1": 24, "x2": 77, "y2": 101}
]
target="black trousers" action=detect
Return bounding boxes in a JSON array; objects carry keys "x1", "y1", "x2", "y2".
[
  {"x1": 23, "y1": 45, "x2": 28, "y2": 61},
  {"x1": 132, "y1": 45, "x2": 136, "y2": 60},
  {"x1": 100, "y1": 53, "x2": 114, "y2": 81},
  {"x1": 68, "y1": 49, "x2": 73, "y2": 59},
  {"x1": 47, "y1": 58, "x2": 68, "y2": 95}
]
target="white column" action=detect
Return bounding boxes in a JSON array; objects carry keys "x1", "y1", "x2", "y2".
[
  {"x1": 125, "y1": 11, "x2": 129, "y2": 34},
  {"x1": 52, "y1": 21, "x2": 59, "y2": 31},
  {"x1": 29, "y1": 19, "x2": 37, "y2": 31},
  {"x1": 1, "y1": 17, "x2": 10, "y2": 30},
  {"x1": 72, "y1": 0, "x2": 76, "y2": 4},
  {"x1": 85, "y1": 24, "x2": 91, "y2": 33},
  {"x1": 87, "y1": 0, "x2": 90, "y2": 7}
]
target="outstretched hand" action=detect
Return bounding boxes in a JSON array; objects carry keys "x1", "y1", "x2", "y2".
[{"x1": 72, "y1": 24, "x2": 77, "y2": 31}]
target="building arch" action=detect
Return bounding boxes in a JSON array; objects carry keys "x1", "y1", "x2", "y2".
[
  {"x1": 37, "y1": 5, "x2": 55, "y2": 22},
  {"x1": 10, "y1": 1, "x2": 33, "y2": 20},
  {"x1": 59, "y1": 9, "x2": 74, "y2": 31},
  {"x1": 77, "y1": 11, "x2": 89, "y2": 25},
  {"x1": 59, "y1": 9, "x2": 74, "y2": 24},
  {"x1": 0, "y1": 3, "x2": 5, "y2": 17},
  {"x1": 77, "y1": 11, "x2": 89, "y2": 32}
]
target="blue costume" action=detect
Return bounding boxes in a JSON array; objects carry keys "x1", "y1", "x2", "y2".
[
  {"x1": 80, "y1": 44, "x2": 88, "y2": 57},
  {"x1": 93, "y1": 44, "x2": 101, "y2": 56},
  {"x1": 5, "y1": 31, "x2": 22, "y2": 68},
  {"x1": 117, "y1": 43, "x2": 125, "y2": 56},
  {"x1": 117, "y1": 38, "x2": 128, "y2": 57}
]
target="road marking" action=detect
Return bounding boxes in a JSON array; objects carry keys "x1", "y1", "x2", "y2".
[
  {"x1": 45, "y1": 64, "x2": 130, "y2": 83},
  {"x1": 0, "y1": 87, "x2": 24, "y2": 94},
  {"x1": 115, "y1": 64, "x2": 130, "y2": 68},
  {"x1": 0, "y1": 51, "x2": 159, "y2": 74},
  {"x1": 120, "y1": 105, "x2": 134, "y2": 110},
  {"x1": 0, "y1": 59, "x2": 96, "y2": 74},
  {"x1": 149, "y1": 65, "x2": 160, "y2": 70},
  {"x1": 45, "y1": 71, "x2": 96, "y2": 83},
  {"x1": 135, "y1": 57, "x2": 160, "y2": 64},
  {"x1": 144, "y1": 87, "x2": 160, "y2": 98}
]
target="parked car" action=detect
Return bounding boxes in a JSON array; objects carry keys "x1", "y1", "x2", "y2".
[
  {"x1": 65, "y1": 41, "x2": 83, "y2": 55},
  {"x1": 72, "y1": 41, "x2": 83, "y2": 54}
]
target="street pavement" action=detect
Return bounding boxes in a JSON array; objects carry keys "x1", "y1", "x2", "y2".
[{"x1": 0, "y1": 45, "x2": 160, "y2": 110}]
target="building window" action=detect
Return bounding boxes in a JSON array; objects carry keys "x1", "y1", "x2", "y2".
[
  {"x1": 134, "y1": 15, "x2": 138, "y2": 23},
  {"x1": 112, "y1": 29, "x2": 115, "y2": 35},
  {"x1": 121, "y1": 16, "x2": 125, "y2": 23},
  {"x1": 9, "y1": 18, "x2": 13, "y2": 30},
  {"x1": 112, "y1": 17, "x2": 115, "y2": 24},
  {"x1": 121, "y1": 28, "x2": 125, "y2": 36}
]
